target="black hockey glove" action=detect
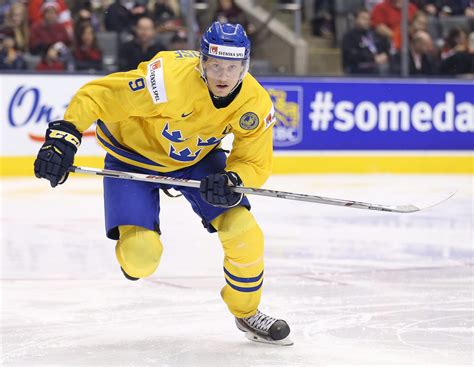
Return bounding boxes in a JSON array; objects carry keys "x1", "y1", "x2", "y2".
[
  {"x1": 200, "y1": 171, "x2": 244, "y2": 208},
  {"x1": 34, "y1": 120, "x2": 82, "y2": 187}
]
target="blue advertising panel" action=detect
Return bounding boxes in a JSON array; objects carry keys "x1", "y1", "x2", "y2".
[{"x1": 259, "y1": 78, "x2": 473, "y2": 150}]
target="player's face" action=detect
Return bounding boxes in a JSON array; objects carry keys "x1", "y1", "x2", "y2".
[{"x1": 203, "y1": 57, "x2": 245, "y2": 97}]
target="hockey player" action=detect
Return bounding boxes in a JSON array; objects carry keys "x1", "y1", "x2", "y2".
[{"x1": 34, "y1": 22, "x2": 292, "y2": 345}]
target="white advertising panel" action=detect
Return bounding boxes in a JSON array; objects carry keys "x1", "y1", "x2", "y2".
[{"x1": 1, "y1": 74, "x2": 103, "y2": 156}]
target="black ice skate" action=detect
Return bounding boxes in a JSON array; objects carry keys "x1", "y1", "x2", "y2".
[{"x1": 235, "y1": 310, "x2": 293, "y2": 346}]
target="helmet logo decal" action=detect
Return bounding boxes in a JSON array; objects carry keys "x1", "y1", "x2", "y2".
[
  {"x1": 239, "y1": 112, "x2": 260, "y2": 130},
  {"x1": 208, "y1": 43, "x2": 246, "y2": 59}
]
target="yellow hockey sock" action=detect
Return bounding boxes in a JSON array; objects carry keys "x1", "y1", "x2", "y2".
[{"x1": 212, "y1": 207, "x2": 264, "y2": 318}]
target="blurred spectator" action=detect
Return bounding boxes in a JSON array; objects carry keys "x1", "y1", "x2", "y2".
[
  {"x1": 412, "y1": 0, "x2": 474, "y2": 16},
  {"x1": 0, "y1": 0, "x2": 15, "y2": 25},
  {"x1": 371, "y1": 0, "x2": 419, "y2": 42},
  {"x1": 469, "y1": 30, "x2": 474, "y2": 52},
  {"x1": 410, "y1": 0, "x2": 440, "y2": 15},
  {"x1": 35, "y1": 42, "x2": 66, "y2": 71},
  {"x1": 71, "y1": 0, "x2": 102, "y2": 33},
  {"x1": 391, "y1": 30, "x2": 437, "y2": 74},
  {"x1": 154, "y1": 0, "x2": 176, "y2": 22},
  {"x1": 214, "y1": 0, "x2": 255, "y2": 34},
  {"x1": 161, "y1": 0, "x2": 180, "y2": 14},
  {"x1": 214, "y1": 0, "x2": 248, "y2": 25},
  {"x1": 154, "y1": 0, "x2": 183, "y2": 33},
  {"x1": 342, "y1": 8, "x2": 391, "y2": 74},
  {"x1": 118, "y1": 16, "x2": 166, "y2": 71},
  {"x1": 466, "y1": 1, "x2": 474, "y2": 17},
  {"x1": 28, "y1": 0, "x2": 73, "y2": 36},
  {"x1": 393, "y1": 11, "x2": 429, "y2": 49},
  {"x1": 439, "y1": 27, "x2": 473, "y2": 74},
  {"x1": 104, "y1": 0, "x2": 149, "y2": 34},
  {"x1": 0, "y1": 2, "x2": 29, "y2": 52},
  {"x1": 444, "y1": 1, "x2": 473, "y2": 17},
  {"x1": 29, "y1": 1, "x2": 71, "y2": 55},
  {"x1": 169, "y1": 28, "x2": 188, "y2": 50},
  {"x1": 410, "y1": 11, "x2": 430, "y2": 32},
  {"x1": 73, "y1": 22, "x2": 102, "y2": 71},
  {"x1": 440, "y1": 1, "x2": 474, "y2": 17},
  {"x1": 311, "y1": 0, "x2": 335, "y2": 37},
  {"x1": 365, "y1": 0, "x2": 384, "y2": 12},
  {"x1": 0, "y1": 35, "x2": 27, "y2": 70},
  {"x1": 412, "y1": 0, "x2": 474, "y2": 17}
]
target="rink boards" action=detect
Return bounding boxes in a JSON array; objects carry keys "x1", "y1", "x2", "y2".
[{"x1": 1, "y1": 73, "x2": 472, "y2": 175}]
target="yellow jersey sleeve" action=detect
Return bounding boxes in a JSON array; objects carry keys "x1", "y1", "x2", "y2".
[
  {"x1": 226, "y1": 87, "x2": 275, "y2": 188},
  {"x1": 64, "y1": 56, "x2": 169, "y2": 132}
]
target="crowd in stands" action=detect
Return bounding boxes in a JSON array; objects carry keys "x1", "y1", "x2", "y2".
[
  {"x1": 338, "y1": 0, "x2": 474, "y2": 75},
  {"x1": 0, "y1": 0, "x2": 254, "y2": 73},
  {"x1": 0, "y1": 0, "x2": 472, "y2": 76}
]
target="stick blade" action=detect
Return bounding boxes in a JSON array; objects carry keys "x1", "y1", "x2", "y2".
[
  {"x1": 416, "y1": 190, "x2": 457, "y2": 211},
  {"x1": 377, "y1": 191, "x2": 456, "y2": 213},
  {"x1": 399, "y1": 190, "x2": 457, "y2": 213}
]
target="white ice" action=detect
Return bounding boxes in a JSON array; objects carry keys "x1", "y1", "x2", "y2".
[{"x1": 1, "y1": 174, "x2": 473, "y2": 366}]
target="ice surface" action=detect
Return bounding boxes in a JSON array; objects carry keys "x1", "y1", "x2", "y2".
[{"x1": 1, "y1": 174, "x2": 472, "y2": 366}]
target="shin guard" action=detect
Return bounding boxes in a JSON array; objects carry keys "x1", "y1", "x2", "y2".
[{"x1": 212, "y1": 207, "x2": 264, "y2": 318}]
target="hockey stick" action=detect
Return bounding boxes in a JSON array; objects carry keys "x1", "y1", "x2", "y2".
[{"x1": 68, "y1": 166, "x2": 455, "y2": 213}]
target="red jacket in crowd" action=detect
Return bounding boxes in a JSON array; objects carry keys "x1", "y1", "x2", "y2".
[
  {"x1": 28, "y1": 0, "x2": 73, "y2": 32},
  {"x1": 371, "y1": 0, "x2": 418, "y2": 33},
  {"x1": 30, "y1": 21, "x2": 71, "y2": 54}
]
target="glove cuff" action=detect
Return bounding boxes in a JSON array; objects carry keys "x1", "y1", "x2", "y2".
[
  {"x1": 226, "y1": 171, "x2": 243, "y2": 187},
  {"x1": 46, "y1": 120, "x2": 82, "y2": 152},
  {"x1": 225, "y1": 171, "x2": 244, "y2": 208}
]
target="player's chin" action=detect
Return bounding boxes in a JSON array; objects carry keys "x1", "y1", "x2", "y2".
[{"x1": 212, "y1": 84, "x2": 231, "y2": 97}]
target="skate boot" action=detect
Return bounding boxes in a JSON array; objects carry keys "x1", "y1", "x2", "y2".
[{"x1": 235, "y1": 310, "x2": 293, "y2": 346}]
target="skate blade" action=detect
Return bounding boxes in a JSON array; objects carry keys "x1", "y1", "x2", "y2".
[{"x1": 244, "y1": 331, "x2": 294, "y2": 346}]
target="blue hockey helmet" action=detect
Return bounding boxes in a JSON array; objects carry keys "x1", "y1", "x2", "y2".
[
  {"x1": 199, "y1": 22, "x2": 251, "y2": 94},
  {"x1": 200, "y1": 22, "x2": 251, "y2": 60}
]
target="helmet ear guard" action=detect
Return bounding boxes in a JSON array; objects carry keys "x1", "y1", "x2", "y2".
[{"x1": 200, "y1": 22, "x2": 251, "y2": 94}]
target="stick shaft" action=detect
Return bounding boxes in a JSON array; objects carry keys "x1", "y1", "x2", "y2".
[
  {"x1": 70, "y1": 166, "x2": 200, "y2": 188},
  {"x1": 68, "y1": 166, "x2": 420, "y2": 213}
]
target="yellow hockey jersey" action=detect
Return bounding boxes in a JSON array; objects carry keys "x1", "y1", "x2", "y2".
[{"x1": 64, "y1": 50, "x2": 275, "y2": 188}]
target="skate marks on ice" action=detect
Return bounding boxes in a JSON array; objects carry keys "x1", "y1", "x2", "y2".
[
  {"x1": 256, "y1": 174, "x2": 473, "y2": 365},
  {"x1": 2, "y1": 276, "x2": 472, "y2": 366},
  {"x1": 1, "y1": 175, "x2": 473, "y2": 366},
  {"x1": 1, "y1": 278, "x2": 318, "y2": 367},
  {"x1": 5, "y1": 274, "x2": 470, "y2": 367},
  {"x1": 270, "y1": 264, "x2": 472, "y2": 361}
]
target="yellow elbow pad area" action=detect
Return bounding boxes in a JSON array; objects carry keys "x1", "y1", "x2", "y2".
[{"x1": 115, "y1": 225, "x2": 163, "y2": 279}]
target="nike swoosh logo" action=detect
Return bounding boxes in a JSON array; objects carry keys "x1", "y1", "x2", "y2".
[{"x1": 181, "y1": 111, "x2": 193, "y2": 118}]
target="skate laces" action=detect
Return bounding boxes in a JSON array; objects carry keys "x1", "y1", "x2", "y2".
[{"x1": 243, "y1": 310, "x2": 277, "y2": 332}]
